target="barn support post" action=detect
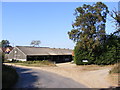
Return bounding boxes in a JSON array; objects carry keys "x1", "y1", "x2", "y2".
[
  {"x1": 69, "y1": 55, "x2": 70, "y2": 61},
  {"x1": 51, "y1": 56, "x2": 54, "y2": 61},
  {"x1": 35, "y1": 56, "x2": 37, "y2": 61},
  {"x1": 63, "y1": 56, "x2": 65, "y2": 62},
  {"x1": 44, "y1": 56, "x2": 45, "y2": 60},
  {"x1": 58, "y1": 56, "x2": 59, "y2": 61},
  {"x1": 51, "y1": 56, "x2": 52, "y2": 61}
]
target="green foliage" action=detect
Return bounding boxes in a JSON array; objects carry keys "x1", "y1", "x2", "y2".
[
  {"x1": 92, "y1": 35, "x2": 119, "y2": 65},
  {"x1": 68, "y1": 2, "x2": 109, "y2": 52},
  {"x1": 2, "y1": 64, "x2": 18, "y2": 88},
  {"x1": 69, "y1": 2, "x2": 110, "y2": 65},
  {"x1": 10, "y1": 60, "x2": 56, "y2": 67},
  {"x1": 23, "y1": 60, "x2": 54, "y2": 65},
  {"x1": 74, "y1": 45, "x2": 94, "y2": 65},
  {"x1": 69, "y1": 2, "x2": 120, "y2": 65},
  {"x1": 0, "y1": 40, "x2": 10, "y2": 48}
]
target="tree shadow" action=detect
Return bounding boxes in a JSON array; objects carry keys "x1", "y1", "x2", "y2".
[{"x1": 12, "y1": 66, "x2": 39, "y2": 88}]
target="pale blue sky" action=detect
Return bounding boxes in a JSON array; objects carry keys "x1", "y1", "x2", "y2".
[{"x1": 2, "y1": 2, "x2": 118, "y2": 49}]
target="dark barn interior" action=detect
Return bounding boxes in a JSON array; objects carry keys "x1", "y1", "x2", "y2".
[{"x1": 27, "y1": 55, "x2": 72, "y2": 63}]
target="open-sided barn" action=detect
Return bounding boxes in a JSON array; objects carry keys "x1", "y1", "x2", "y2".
[{"x1": 8, "y1": 46, "x2": 73, "y2": 63}]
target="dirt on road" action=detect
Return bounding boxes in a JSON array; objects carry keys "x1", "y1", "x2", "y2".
[{"x1": 4, "y1": 63, "x2": 119, "y2": 88}]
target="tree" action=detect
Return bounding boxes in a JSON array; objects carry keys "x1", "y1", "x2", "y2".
[
  {"x1": 68, "y1": 2, "x2": 109, "y2": 64},
  {"x1": 30, "y1": 40, "x2": 41, "y2": 47},
  {"x1": 0, "y1": 40, "x2": 10, "y2": 48},
  {"x1": 109, "y1": 10, "x2": 120, "y2": 64},
  {"x1": 110, "y1": 10, "x2": 120, "y2": 36},
  {"x1": 94, "y1": 34, "x2": 120, "y2": 65}
]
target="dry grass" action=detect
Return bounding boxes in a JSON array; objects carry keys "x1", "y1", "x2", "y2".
[
  {"x1": 107, "y1": 63, "x2": 120, "y2": 87},
  {"x1": 107, "y1": 73, "x2": 119, "y2": 87},
  {"x1": 109, "y1": 63, "x2": 120, "y2": 74},
  {"x1": 9, "y1": 60, "x2": 56, "y2": 67},
  {"x1": 78, "y1": 65, "x2": 111, "y2": 71}
]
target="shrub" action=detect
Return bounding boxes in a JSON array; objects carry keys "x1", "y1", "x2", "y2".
[
  {"x1": 74, "y1": 46, "x2": 94, "y2": 65},
  {"x1": 95, "y1": 46, "x2": 118, "y2": 65},
  {"x1": 22, "y1": 60, "x2": 54, "y2": 64},
  {"x1": 74, "y1": 44, "x2": 119, "y2": 65},
  {"x1": 2, "y1": 64, "x2": 19, "y2": 88}
]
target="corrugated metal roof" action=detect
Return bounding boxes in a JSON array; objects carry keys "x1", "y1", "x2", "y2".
[{"x1": 16, "y1": 46, "x2": 72, "y2": 56}]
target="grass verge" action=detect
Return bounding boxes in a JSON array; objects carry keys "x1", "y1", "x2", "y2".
[
  {"x1": 2, "y1": 64, "x2": 18, "y2": 88},
  {"x1": 78, "y1": 65, "x2": 110, "y2": 71},
  {"x1": 108, "y1": 63, "x2": 120, "y2": 86},
  {"x1": 9, "y1": 60, "x2": 56, "y2": 67}
]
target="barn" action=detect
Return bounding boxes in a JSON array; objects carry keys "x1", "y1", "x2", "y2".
[{"x1": 8, "y1": 46, "x2": 73, "y2": 63}]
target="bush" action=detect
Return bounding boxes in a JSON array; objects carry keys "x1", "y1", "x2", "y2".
[
  {"x1": 73, "y1": 34, "x2": 120, "y2": 65},
  {"x1": 22, "y1": 60, "x2": 54, "y2": 64},
  {"x1": 94, "y1": 46, "x2": 118, "y2": 65},
  {"x1": 2, "y1": 64, "x2": 18, "y2": 88},
  {"x1": 11, "y1": 59, "x2": 24, "y2": 63},
  {"x1": 74, "y1": 46, "x2": 94, "y2": 65},
  {"x1": 74, "y1": 44, "x2": 119, "y2": 65}
]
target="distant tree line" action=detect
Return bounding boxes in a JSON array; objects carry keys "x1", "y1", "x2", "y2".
[
  {"x1": 68, "y1": 2, "x2": 120, "y2": 65},
  {"x1": 30, "y1": 40, "x2": 41, "y2": 47}
]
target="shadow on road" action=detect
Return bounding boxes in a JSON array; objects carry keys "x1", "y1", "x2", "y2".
[
  {"x1": 10, "y1": 65, "x2": 88, "y2": 88},
  {"x1": 12, "y1": 66, "x2": 38, "y2": 88}
]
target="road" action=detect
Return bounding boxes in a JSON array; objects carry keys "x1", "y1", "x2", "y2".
[{"x1": 13, "y1": 66, "x2": 88, "y2": 88}]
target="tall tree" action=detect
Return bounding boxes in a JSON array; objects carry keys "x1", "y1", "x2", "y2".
[
  {"x1": 68, "y1": 2, "x2": 109, "y2": 64},
  {"x1": 68, "y1": 2, "x2": 109, "y2": 52},
  {"x1": 68, "y1": 2, "x2": 109, "y2": 50},
  {"x1": 30, "y1": 40, "x2": 41, "y2": 47}
]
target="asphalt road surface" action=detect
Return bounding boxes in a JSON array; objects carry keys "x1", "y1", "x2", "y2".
[{"x1": 13, "y1": 66, "x2": 88, "y2": 88}]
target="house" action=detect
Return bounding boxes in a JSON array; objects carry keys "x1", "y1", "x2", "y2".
[
  {"x1": 72, "y1": 51, "x2": 74, "y2": 57},
  {"x1": 2, "y1": 47, "x2": 13, "y2": 54},
  {"x1": 8, "y1": 46, "x2": 73, "y2": 63},
  {"x1": 0, "y1": 47, "x2": 13, "y2": 60}
]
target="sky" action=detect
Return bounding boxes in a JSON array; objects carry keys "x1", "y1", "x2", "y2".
[{"x1": 1, "y1": 1, "x2": 119, "y2": 49}]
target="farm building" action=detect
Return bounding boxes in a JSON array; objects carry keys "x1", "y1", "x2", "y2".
[
  {"x1": 8, "y1": 46, "x2": 73, "y2": 63},
  {"x1": 0, "y1": 47, "x2": 13, "y2": 54}
]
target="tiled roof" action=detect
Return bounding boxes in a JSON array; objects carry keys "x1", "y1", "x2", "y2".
[{"x1": 0, "y1": 47, "x2": 13, "y2": 52}]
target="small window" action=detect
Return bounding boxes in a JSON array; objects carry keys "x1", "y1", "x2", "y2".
[{"x1": 14, "y1": 51, "x2": 17, "y2": 54}]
